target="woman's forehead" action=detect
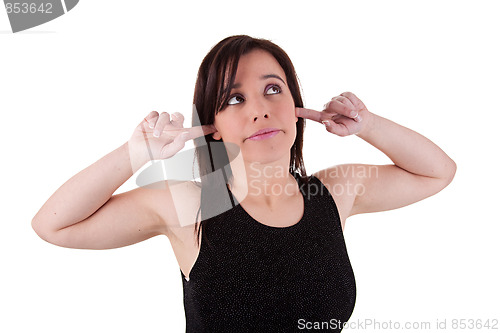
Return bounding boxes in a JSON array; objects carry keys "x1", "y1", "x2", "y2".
[{"x1": 233, "y1": 49, "x2": 286, "y2": 82}]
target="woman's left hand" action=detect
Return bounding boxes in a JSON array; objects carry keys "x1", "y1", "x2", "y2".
[{"x1": 296, "y1": 92, "x2": 370, "y2": 137}]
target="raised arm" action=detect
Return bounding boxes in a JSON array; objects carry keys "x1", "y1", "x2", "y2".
[
  {"x1": 298, "y1": 92, "x2": 456, "y2": 221},
  {"x1": 31, "y1": 111, "x2": 215, "y2": 249}
]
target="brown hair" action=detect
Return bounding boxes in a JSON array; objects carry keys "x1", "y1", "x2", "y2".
[{"x1": 191, "y1": 35, "x2": 307, "y2": 245}]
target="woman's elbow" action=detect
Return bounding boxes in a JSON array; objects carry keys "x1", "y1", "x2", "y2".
[
  {"x1": 447, "y1": 158, "x2": 457, "y2": 181},
  {"x1": 31, "y1": 218, "x2": 58, "y2": 245},
  {"x1": 440, "y1": 158, "x2": 457, "y2": 188}
]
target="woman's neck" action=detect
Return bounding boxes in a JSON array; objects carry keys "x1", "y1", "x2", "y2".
[{"x1": 228, "y1": 153, "x2": 299, "y2": 208}]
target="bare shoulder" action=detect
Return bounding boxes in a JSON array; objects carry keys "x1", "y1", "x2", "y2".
[
  {"x1": 314, "y1": 162, "x2": 446, "y2": 223},
  {"x1": 312, "y1": 164, "x2": 369, "y2": 230}
]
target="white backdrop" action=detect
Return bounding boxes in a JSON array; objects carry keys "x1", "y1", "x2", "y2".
[{"x1": 1, "y1": 1, "x2": 499, "y2": 332}]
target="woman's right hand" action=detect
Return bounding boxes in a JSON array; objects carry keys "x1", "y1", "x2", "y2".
[{"x1": 128, "y1": 111, "x2": 216, "y2": 168}]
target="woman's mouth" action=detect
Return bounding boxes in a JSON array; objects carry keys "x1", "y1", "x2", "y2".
[{"x1": 247, "y1": 128, "x2": 281, "y2": 141}]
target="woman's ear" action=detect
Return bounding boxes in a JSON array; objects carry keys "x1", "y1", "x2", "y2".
[{"x1": 212, "y1": 131, "x2": 222, "y2": 140}]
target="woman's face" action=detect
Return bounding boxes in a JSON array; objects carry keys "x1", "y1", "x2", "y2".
[{"x1": 212, "y1": 49, "x2": 297, "y2": 164}]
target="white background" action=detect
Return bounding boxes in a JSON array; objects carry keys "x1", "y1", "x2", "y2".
[{"x1": 1, "y1": 1, "x2": 499, "y2": 332}]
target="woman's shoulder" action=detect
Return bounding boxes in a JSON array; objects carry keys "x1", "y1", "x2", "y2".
[
  {"x1": 312, "y1": 164, "x2": 368, "y2": 185},
  {"x1": 311, "y1": 165, "x2": 361, "y2": 229}
]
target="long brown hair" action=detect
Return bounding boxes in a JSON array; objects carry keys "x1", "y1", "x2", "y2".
[{"x1": 191, "y1": 35, "x2": 307, "y2": 245}]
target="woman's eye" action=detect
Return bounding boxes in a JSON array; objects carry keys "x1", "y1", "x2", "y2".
[
  {"x1": 265, "y1": 84, "x2": 281, "y2": 95},
  {"x1": 228, "y1": 95, "x2": 244, "y2": 105}
]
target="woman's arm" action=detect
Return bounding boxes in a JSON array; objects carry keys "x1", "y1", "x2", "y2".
[
  {"x1": 31, "y1": 141, "x2": 169, "y2": 249},
  {"x1": 32, "y1": 111, "x2": 214, "y2": 249},
  {"x1": 349, "y1": 109, "x2": 456, "y2": 215},
  {"x1": 298, "y1": 92, "x2": 456, "y2": 218}
]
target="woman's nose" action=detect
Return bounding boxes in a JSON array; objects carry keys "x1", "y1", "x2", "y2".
[
  {"x1": 253, "y1": 113, "x2": 269, "y2": 121},
  {"x1": 251, "y1": 99, "x2": 270, "y2": 122}
]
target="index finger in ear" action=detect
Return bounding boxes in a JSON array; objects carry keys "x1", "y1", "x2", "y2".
[
  {"x1": 184, "y1": 124, "x2": 217, "y2": 140},
  {"x1": 296, "y1": 107, "x2": 322, "y2": 122}
]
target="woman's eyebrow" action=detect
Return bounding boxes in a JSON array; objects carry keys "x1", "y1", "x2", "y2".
[
  {"x1": 261, "y1": 74, "x2": 286, "y2": 85},
  {"x1": 230, "y1": 74, "x2": 286, "y2": 90}
]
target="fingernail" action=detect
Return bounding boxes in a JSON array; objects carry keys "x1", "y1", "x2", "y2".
[
  {"x1": 149, "y1": 123, "x2": 154, "y2": 129},
  {"x1": 171, "y1": 113, "x2": 178, "y2": 121},
  {"x1": 350, "y1": 111, "x2": 358, "y2": 118},
  {"x1": 322, "y1": 120, "x2": 330, "y2": 127},
  {"x1": 153, "y1": 130, "x2": 160, "y2": 137}
]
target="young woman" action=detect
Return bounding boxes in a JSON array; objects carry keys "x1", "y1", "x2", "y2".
[{"x1": 32, "y1": 35, "x2": 456, "y2": 332}]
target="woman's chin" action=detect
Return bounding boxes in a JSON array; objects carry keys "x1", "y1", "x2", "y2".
[{"x1": 242, "y1": 147, "x2": 291, "y2": 165}]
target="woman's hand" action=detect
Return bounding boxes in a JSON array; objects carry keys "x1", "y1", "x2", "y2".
[
  {"x1": 296, "y1": 92, "x2": 371, "y2": 137},
  {"x1": 128, "y1": 111, "x2": 216, "y2": 168}
]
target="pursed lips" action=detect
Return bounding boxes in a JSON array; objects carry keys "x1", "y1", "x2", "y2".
[{"x1": 246, "y1": 128, "x2": 281, "y2": 141}]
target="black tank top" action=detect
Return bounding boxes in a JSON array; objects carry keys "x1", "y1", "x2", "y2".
[{"x1": 181, "y1": 173, "x2": 356, "y2": 332}]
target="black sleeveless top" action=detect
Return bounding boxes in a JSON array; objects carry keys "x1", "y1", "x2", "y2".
[{"x1": 181, "y1": 173, "x2": 356, "y2": 332}]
